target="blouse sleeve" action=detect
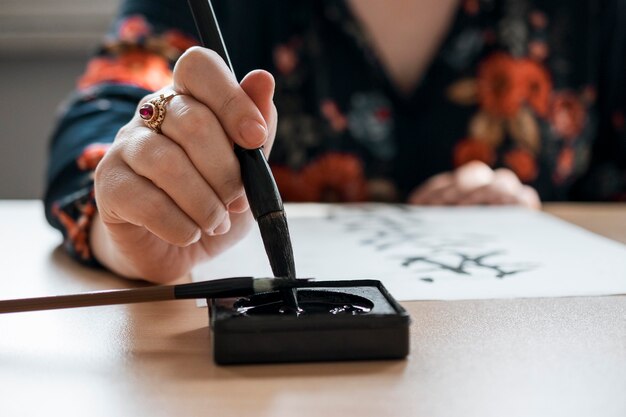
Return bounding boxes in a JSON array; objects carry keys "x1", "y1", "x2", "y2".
[{"x1": 44, "y1": 0, "x2": 199, "y2": 265}]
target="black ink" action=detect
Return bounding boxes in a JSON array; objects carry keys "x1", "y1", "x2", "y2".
[
  {"x1": 234, "y1": 290, "x2": 373, "y2": 316},
  {"x1": 402, "y1": 251, "x2": 534, "y2": 279},
  {"x1": 327, "y1": 206, "x2": 538, "y2": 282}
]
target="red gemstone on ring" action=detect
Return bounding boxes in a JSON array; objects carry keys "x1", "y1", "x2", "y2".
[{"x1": 139, "y1": 103, "x2": 155, "y2": 120}]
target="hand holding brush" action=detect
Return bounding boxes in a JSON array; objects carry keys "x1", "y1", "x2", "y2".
[{"x1": 89, "y1": 31, "x2": 279, "y2": 283}]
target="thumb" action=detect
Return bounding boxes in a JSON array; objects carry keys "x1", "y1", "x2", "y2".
[{"x1": 240, "y1": 70, "x2": 277, "y2": 155}]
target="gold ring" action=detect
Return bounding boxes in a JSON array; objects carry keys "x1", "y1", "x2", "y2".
[{"x1": 138, "y1": 93, "x2": 177, "y2": 134}]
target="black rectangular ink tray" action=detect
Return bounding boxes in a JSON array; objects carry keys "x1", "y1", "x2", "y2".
[{"x1": 208, "y1": 280, "x2": 410, "y2": 365}]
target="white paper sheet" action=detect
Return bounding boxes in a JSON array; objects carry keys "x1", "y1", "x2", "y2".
[{"x1": 192, "y1": 204, "x2": 626, "y2": 302}]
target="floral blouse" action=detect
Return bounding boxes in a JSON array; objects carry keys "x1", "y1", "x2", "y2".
[{"x1": 45, "y1": 0, "x2": 626, "y2": 264}]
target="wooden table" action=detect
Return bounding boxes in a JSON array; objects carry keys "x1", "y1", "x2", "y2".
[{"x1": 0, "y1": 201, "x2": 625, "y2": 417}]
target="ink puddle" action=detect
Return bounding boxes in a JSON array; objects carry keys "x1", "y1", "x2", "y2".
[{"x1": 233, "y1": 290, "x2": 373, "y2": 316}]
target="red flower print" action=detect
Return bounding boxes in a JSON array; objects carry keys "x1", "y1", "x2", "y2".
[
  {"x1": 519, "y1": 59, "x2": 552, "y2": 117},
  {"x1": 162, "y1": 30, "x2": 198, "y2": 53},
  {"x1": 320, "y1": 99, "x2": 348, "y2": 132},
  {"x1": 273, "y1": 45, "x2": 298, "y2": 75},
  {"x1": 476, "y1": 53, "x2": 552, "y2": 118},
  {"x1": 463, "y1": 0, "x2": 479, "y2": 15},
  {"x1": 503, "y1": 149, "x2": 538, "y2": 182},
  {"x1": 52, "y1": 200, "x2": 97, "y2": 261},
  {"x1": 529, "y1": 11, "x2": 548, "y2": 29},
  {"x1": 469, "y1": 111, "x2": 505, "y2": 147},
  {"x1": 528, "y1": 40, "x2": 549, "y2": 61},
  {"x1": 77, "y1": 143, "x2": 111, "y2": 171},
  {"x1": 374, "y1": 107, "x2": 391, "y2": 122},
  {"x1": 508, "y1": 107, "x2": 540, "y2": 153},
  {"x1": 453, "y1": 138, "x2": 496, "y2": 167},
  {"x1": 301, "y1": 153, "x2": 368, "y2": 202},
  {"x1": 271, "y1": 165, "x2": 306, "y2": 201},
  {"x1": 477, "y1": 53, "x2": 525, "y2": 118},
  {"x1": 550, "y1": 92, "x2": 586, "y2": 140},
  {"x1": 118, "y1": 15, "x2": 151, "y2": 42},
  {"x1": 271, "y1": 154, "x2": 368, "y2": 202},
  {"x1": 553, "y1": 147, "x2": 575, "y2": 184},
  {"x1": 446, "y1": 78, "x2": 478, "y2": 106},
  {"x1": 78, "y1": 51, "x2": 173, "y2": 91}
]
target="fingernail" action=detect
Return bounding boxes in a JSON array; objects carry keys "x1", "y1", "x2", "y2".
[
  {"x1": 212, "y1": 215, "x2": 231, "y2": 235},
  {"x1": 190, "y1": 229, "x2": 202, "y2": 244},
  {"x1": 239, "y1": 119, "x2": 267, "y2": 146},
  {"x1": 226, "y1": 195, "x2": 249, "y2": 213}
]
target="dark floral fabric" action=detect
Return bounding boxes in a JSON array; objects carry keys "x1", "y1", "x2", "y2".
[
  {"x1": 46, "y1": 0, "x2": 626, "y2": 264},
  {"x1": 44, "y1": 10, "x2": 193, "y2": 264}
]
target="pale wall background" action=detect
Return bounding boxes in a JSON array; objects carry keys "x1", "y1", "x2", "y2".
[{"x1": 0, "y1": 0, "x2": 120, "y2": 198}]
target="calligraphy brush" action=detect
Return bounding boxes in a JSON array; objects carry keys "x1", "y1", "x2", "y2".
[
  {"x1": 187, "y1": 0, "x2": 299, "y2": 310},
  {"x1": 0, "y1": 277, "x2": 307, "y2": 314}
]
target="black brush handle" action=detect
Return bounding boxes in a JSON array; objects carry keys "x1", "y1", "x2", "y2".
[
  {"x1": 187, "y1": 0, "x2": 299, "y2": 311},
  {"x1": 234, "y1": 147, "x2": 283, "y2": 218},
  {"x1": 187, "y1": 0, "x2": 235, "y2": 76},
  {"x1": 187, "y1": 0, "x2": 283, "y2": 219}
]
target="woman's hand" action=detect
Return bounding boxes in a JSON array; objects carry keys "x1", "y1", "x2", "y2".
[
  {"x1": 408, "y1": 161, "x2": 541, "y2": 209},
  {"x1": 91, "y1": 47, "x2": 278, "y2": 283}
]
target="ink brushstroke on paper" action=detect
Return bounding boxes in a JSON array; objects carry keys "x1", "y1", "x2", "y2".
[{"x1": 193, "y1": 204, "x2": 626, "y2": 302}]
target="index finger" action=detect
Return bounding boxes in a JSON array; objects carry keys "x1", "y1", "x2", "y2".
[{"x1": 173, "y1": 46, "x2": 268, "y2": 148}]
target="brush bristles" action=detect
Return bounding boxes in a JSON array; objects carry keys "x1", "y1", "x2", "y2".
[{"x1": 257, "y1": 211, "x2": 299, "y2": 309}]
